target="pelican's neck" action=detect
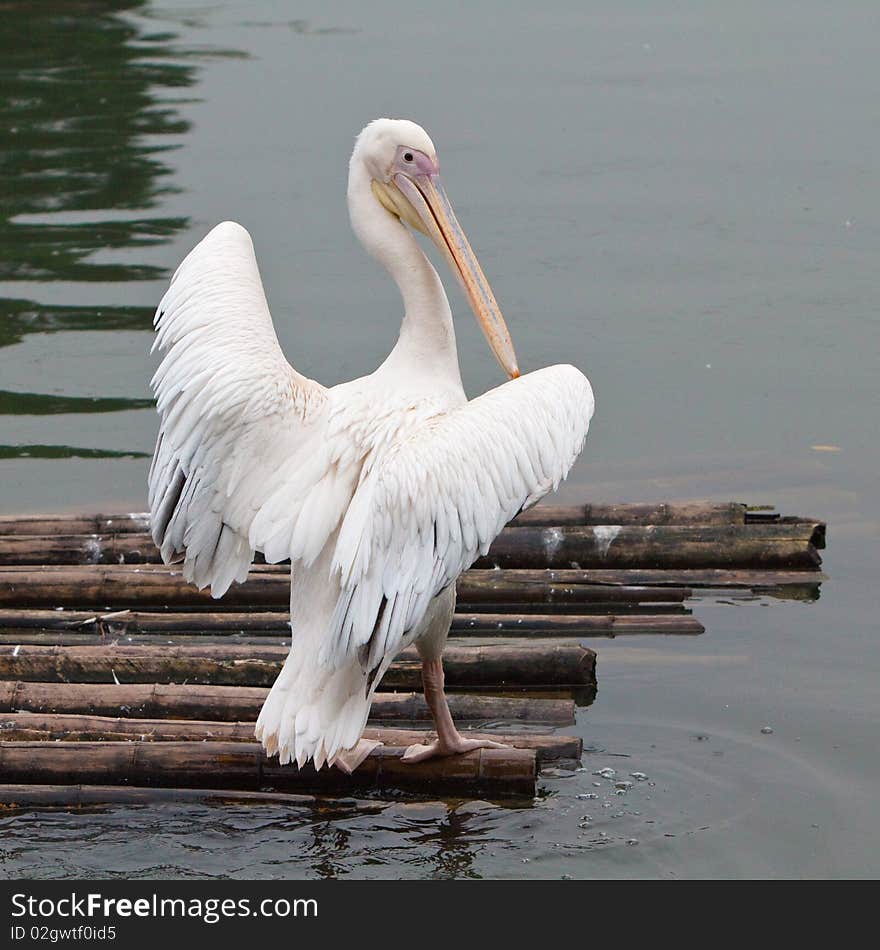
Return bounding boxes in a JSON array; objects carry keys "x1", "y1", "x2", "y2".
[{"x1": 348, "y1": 161, "x2": 462, "y2": 385}]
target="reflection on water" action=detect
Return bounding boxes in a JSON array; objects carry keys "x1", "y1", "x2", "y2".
[
  {"x1": 0, "y1": 0, "x2": 191, "y2": 282},
  {"x1": 0, "y1": 299, "x2": 154, "y2": 349},
  {"x1": 0, "y1": 444, "x2": 149, "y2": 459},
  {"x1": 0, "y1": 0, "x2": 193, "y2": 460},
  {"x1": 0, "y1": 390, "x2": 153, "y2": 415}
]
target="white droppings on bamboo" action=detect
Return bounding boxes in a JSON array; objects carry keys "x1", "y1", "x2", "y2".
[
  {"x1": 592, "y1": 525, "x2": 621, "y2": 559},
  {"x1": 542, "y1": 527, "x2": 564, "y2": 560}
]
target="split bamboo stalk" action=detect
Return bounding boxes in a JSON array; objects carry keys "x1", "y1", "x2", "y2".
[
  {"x1": 0, "y1": 681, "x2": 575, "y2": 724},
  {"x1": 0, "y1": 712, "x2": 582, "y2": 764},
  {"x1": 0, "y1": 565, "x2": 823, "y2": 610},
  {"x1": 0, "y1": 501, "x2": 755, "y2": 537},
  {"x1": 0, "y1": 641, "x2": 597, "y2": 688},
  {"x1": 0, "y1": 740, "x2": 538, "y2": 798},
  {"x1": 0, "y1": 522, "x2": 824, "y2": 568}
]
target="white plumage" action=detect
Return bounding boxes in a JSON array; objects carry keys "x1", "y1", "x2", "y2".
[{"x1": 149, "y1": 119, "x2": 594, "y2": 771}]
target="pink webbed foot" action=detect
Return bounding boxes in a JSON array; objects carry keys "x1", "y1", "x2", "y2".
[{"x1": 401, "y1": 735, "x2": 508, "y2": 764}]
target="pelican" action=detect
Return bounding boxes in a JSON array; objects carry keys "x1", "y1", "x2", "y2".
[{"x1": 148, "y1": 118, "x2": 594, "y2": 772}]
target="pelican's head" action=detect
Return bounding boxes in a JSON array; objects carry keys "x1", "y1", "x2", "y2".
[{"x1": 353, "y1": 118, "x2": 519, "y2": 379}]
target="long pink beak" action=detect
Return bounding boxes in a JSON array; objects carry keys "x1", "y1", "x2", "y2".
[{"x1": 394, "y1": 171, "x2": 520, "y2": 379}]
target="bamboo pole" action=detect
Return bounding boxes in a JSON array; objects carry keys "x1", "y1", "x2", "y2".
[
  {"x1": 0, "y1": 521, "x2": 824, "y2": 568},
  {"x1": 453, "y1": 613, "x2": 703, "y2": 636},
  {"x1": 474, "y1": 523, "x2": 824, "y2": 570},
  {"x1": 434, "y1": 574, "x2": 692, "y2": 605},
  {"x1": 0, "y1": 712, "x2": 582, "y2": 764},
  {"x1": 0, "y1": 501, "x2": 756, "y2": 536},
  {"x1": 0, "y1": 740, "x2": 538, "y2": 798},
  {"x1": 0, "y1": 681, "x2": 575, "y2": 724},
  {"x1": 0, "y1": 514, "x2": 150, "y2": 536},
  {"x1": 0, "y1": 606, "x2": 699, "y2": 639},
  {"x1": 0, "y1": 565, "x2": 824, "y2": 610},
  {"x1": 0, "y1": 608, "x2": 302, "y2": 634},
  {"x1": 0, "y1": 784, "x2": 326, "y2": 809},
  {"x1": 0, "y1": 641, "x2": 597, "y2": 688},
  {"x1": 515, "y1": 501, "x2": 752, "y2": 526}
]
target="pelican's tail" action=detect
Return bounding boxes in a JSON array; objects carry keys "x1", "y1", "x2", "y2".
[{"x1": 255, "y1": 648, "x2": 385, "y2": 772}]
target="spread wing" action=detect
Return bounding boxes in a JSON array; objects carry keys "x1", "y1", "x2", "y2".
[
  {"x1": 325, "y1": 364, "x2": 594, "y2": 671},
  {"x1": 149, "y1": 221, "x2": 345, "y2": 596}
]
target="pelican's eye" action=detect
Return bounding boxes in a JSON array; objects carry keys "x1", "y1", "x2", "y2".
[{"x1": 393, "y1": 146, "x2": 436, "y2": 178}]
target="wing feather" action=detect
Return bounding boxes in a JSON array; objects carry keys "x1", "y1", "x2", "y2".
[
  {"x1": 325, "y1": 364, "x2": 594, "y2": 670},
  {"x1": 148, "y1": 221, "x2": 337, "y2": 596}
]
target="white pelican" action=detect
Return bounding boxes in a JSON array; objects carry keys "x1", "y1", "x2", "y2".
[{"x1": 148, "y1": 118, "x2": 594, "y2": 772}]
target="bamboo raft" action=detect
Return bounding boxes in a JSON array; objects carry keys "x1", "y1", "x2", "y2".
[{"x1": 0, "y1": 501, "x2": 825, "y2": 803}]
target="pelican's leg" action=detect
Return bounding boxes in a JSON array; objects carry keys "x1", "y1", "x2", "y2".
[{"x1": 401, "y1": 657, "x2": 508, "y2": 763}]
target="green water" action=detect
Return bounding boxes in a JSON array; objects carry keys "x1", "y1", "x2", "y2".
[{"x1": 0, "y1": 1, "x2": 877, "y2": 878}]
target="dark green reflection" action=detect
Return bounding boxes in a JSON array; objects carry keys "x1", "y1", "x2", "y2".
[
  {"x1": 0, "y1": 445, "x2": 149, "y2": 459},
  {"x1": 0, "y1": 0, "x2": 194, "y2": 283},
  {"x1": 0, "y1": 391, "x2": 154, "y2": 415},
  {"x1": 0, "y1": 298, "x2": 154, "y2": 349}
]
